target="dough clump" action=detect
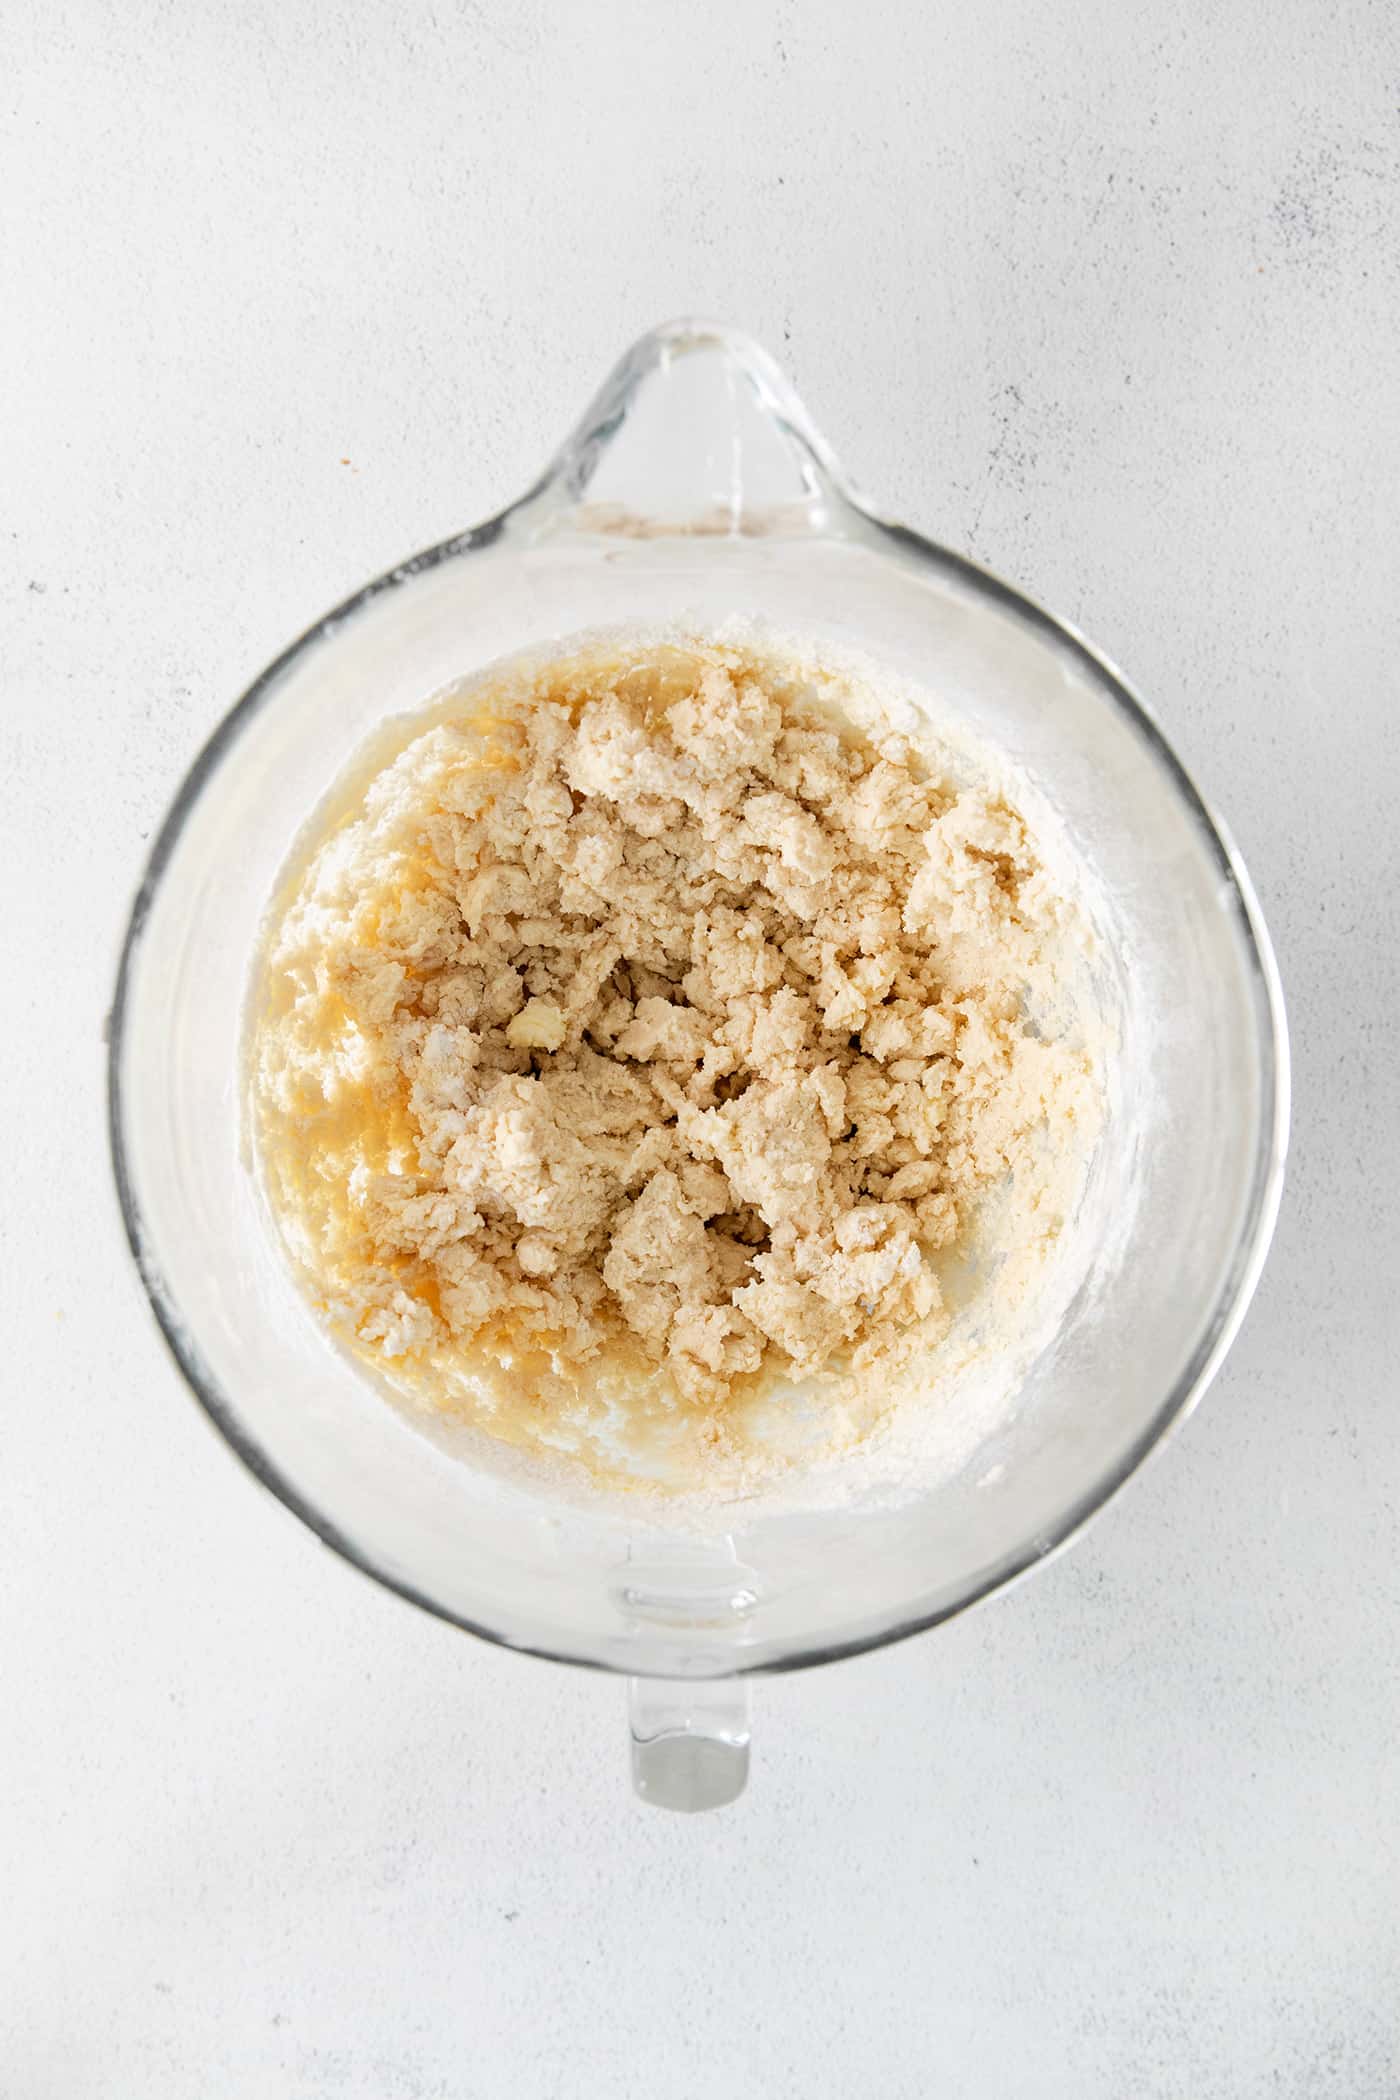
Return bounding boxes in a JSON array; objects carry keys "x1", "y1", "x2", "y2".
[{"x1": 251, "y1": 642, "x2": 1091, "y2": 1482}]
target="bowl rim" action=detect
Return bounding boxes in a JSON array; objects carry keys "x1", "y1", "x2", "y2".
[{"x1": 107, "y1": 340, "x2": 1289, "y2": 1680}]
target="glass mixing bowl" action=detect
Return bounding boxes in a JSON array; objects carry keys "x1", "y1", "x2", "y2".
[{"x1": 109, "y1": 321, "x2": 1287, "y2": 1810}]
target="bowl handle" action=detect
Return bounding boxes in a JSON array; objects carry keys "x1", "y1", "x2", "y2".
[
  {"x1": 515, "y1": 318, "x2": 863, "y2": 544},
  {"x1": 628, "y1": 1674, "x2": 751, "y2": 1812}
]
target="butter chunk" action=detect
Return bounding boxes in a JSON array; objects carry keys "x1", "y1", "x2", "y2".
[{"x1": 506, "y1": 999, "x2": 567, "y2": 1052}]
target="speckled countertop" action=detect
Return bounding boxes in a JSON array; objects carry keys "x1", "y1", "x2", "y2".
[{"x1": 3, "y1": 2, "x2": 1397, "y2": 2093}]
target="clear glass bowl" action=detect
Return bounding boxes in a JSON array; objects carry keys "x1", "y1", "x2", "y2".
[{"x1": 109, "y1": 321, "x2": 1287, "y2": 1811}]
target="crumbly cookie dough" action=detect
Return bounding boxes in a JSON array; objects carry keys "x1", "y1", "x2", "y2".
[{"x1": 249, "y1": 639, "x2": 1096, "y2": 1489}]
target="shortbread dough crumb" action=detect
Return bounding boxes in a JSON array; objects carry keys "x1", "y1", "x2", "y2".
[{"x1": 249, "y1": 639, "x2": 1097, "y2": 1490}]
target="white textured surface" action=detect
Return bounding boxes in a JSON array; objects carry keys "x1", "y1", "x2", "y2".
[{"x1": 3, "y1": 1, "x2": 1398, "y2": 2093}]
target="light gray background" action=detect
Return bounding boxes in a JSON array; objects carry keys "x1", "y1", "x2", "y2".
[{"x1": 3, "y1": 2, "x2": 1397, "y2": 2094}]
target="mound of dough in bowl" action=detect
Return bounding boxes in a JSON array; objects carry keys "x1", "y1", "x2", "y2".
[{"x1": 247, "y1": 635, "x2": 1104, "y2": 1497}]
